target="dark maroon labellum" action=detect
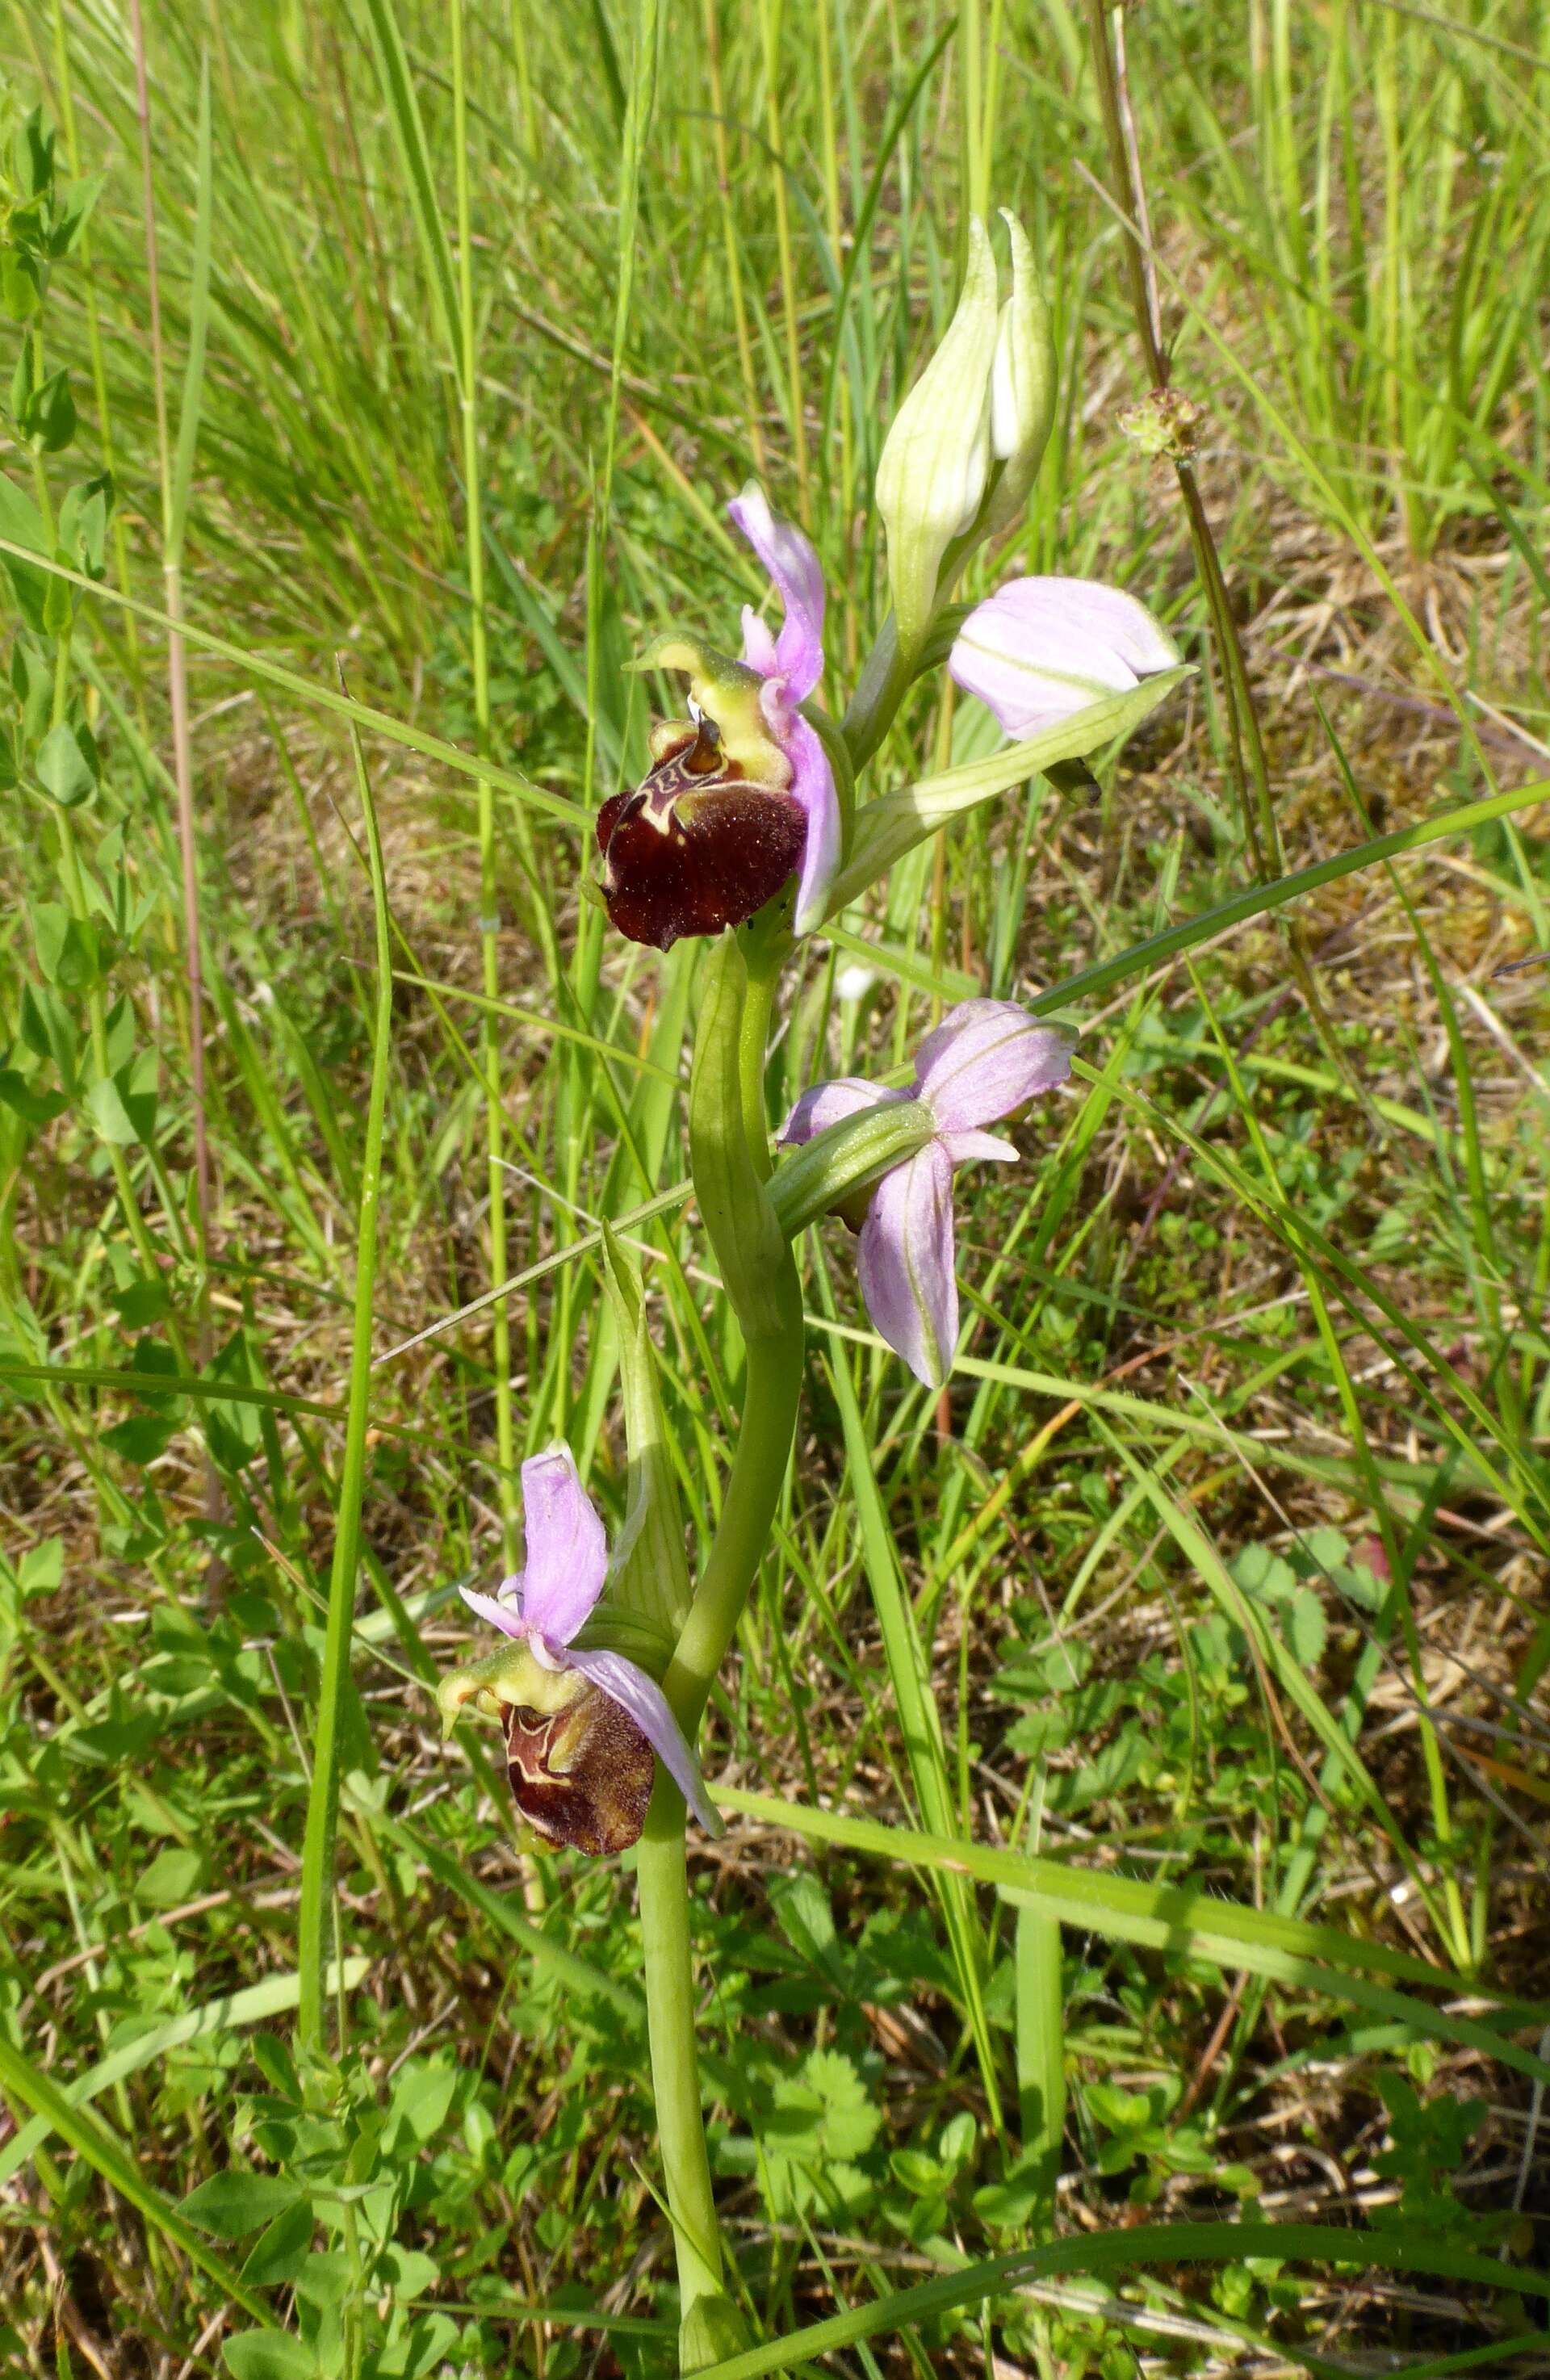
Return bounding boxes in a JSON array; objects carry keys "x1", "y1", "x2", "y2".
[
  {"x1": 504, "y1": 1684, "x2": 655, "y2": 1857},
  {"x1": 597, "y1": 716, "x2": 805, "y2": 951}
]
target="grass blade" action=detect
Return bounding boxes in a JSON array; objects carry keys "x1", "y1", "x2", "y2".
[{"x1": 295, "y1": 708, "x2": 396, "y2": 2053}]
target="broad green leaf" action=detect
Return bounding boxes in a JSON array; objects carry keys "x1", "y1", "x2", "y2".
[
  {"x1": 181, "y1": 2171, "x2": 303, "y2": 2240},
  {"x1": 223, "y1": 2335, "x2": 317, "y2": 2380},
  {"x1": 713, "y1": 1788, "x2": 1550, "y2": 2085},
  {"x1": 826, "y1": 670, "x2": 1190, "y2": 916},
  {"x1": 238, "y1": 2198, "x2": 314, "y2": 2289},
  {"x1": 35, "y1": 719, "x2": 96, "y2": 807}
]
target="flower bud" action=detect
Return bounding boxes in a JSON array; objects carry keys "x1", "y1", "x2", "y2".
[
  {"x1": 875, "y1": 216, "x2": 998, "y2": 661},
  {"x1": 982, "y1": 210, "x2": 1058, "y2": 537}
]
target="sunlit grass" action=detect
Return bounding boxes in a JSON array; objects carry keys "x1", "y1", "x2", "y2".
[{"x1": 2, "y1": 0, "x2": 1549, "y2": 2371}]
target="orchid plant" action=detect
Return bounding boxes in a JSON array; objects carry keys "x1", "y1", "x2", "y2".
[{"x1": 438, "y1": 211, "x2": 1187, "y2": 2371}]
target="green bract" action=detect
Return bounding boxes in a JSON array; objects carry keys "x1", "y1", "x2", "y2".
[
  {"x1": 593, "y1": 1223, "x2": 693, "y2": 1645},
  {"x1": 769, "y1": 1095, "x2": 936, "y2": 1238}
]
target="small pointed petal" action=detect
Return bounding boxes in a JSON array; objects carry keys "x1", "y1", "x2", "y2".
[
  {"x1": 949, "y1": 577, "x2": 1179, "y2": 739},
  {"x1": 458, "y1": 1583, "x2": 527, "y2": 1640},
  {"x1": 939, "y1": 1128, "x2": 1017, "y2": 1166},
  {"x1": 782, "y1": 710, "x2": 842, "y2": 933},
  {"x1": 563, "y1": 1646, "x2": 724, "y2": 1837},
  {"x1": 911, "y1": 999, "x2": 1076, "y2": 1132},
  {"x1": 856, "y1": 1139, "x2": 958, "y2": 1389},
  {"x1": 728, "y1": 484, "x2": 826, "y2": 702},
  {"x1": 739, "y1": 606, "x2": 779, "y2": 678},
  {"x1": 777, "y1": 1075, "x2": 896, "y2": 1148},
  {"x1": 516, "y1": 1445, "x2": 610, "y2": 1645}
]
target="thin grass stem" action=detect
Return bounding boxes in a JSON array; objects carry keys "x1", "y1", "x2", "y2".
[{"x1": 295, "y1": 704, "x2": 395, "y2": 2054}]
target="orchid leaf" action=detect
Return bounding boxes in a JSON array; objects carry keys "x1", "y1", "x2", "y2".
[{"x1": 823, "y1": 667, "x2": 1191, "y2": 916}]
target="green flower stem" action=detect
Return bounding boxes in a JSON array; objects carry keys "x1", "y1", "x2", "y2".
[
  {"x1": 634, "y1": 1809, "x2": 727, "y2": 2329},
  {"x1": 635, "y1": 928, "x2": 806, "y2": 2365},
  {"x1": 660, "y1": 1296, "x2": 804, "y2": 1735},
  {"x1": 735, "y1": 919, "x2": 787, "y2": 1186}
]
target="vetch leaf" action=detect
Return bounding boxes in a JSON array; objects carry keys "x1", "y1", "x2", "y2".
[
  {"x1": 0, "y1": 1068, "x2": 68, "y2": 1127},
  {"x1": 182, "y1": 2169, "x2": 303, "y2": 2240},
  {"x1": 239, "y1": 2198, "x2": 314, "y2": 2289},
  {"x1": 36, "y1": 719, "x2": 97, "y2": 807},
  {"x1": 31, "y1": 901, "x2": 99, "y2": 991},
  {"x1": 0, "y1": 471, "x2": 52, "y2": 631},
  {"x1": 222, "y1": 2336, "x2": 317, "y2": 2380},
  {"x1": 137, "y1": 1846, "x2": 204, "y2": 1906}
]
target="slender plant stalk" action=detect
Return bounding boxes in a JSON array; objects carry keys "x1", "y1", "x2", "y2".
[
  {"x1": 127, "y1": 0, "x2": 214, "y2": 1301},
  {"x1": 508, "y1": 0, "x2": 536, "y2": 156},
  {"x1": 759, "y1": 0, "x2": 811, "y2": 519},
  {"x1": 450, "y1": 0, "x2": 517, "y2": 1563},
  {"x1": 1080, "y1": 0, "x2": 1280, "y2": 880},
  {"x1": 703, "y1": 0, "x2": 766, "y2": 474},
  {"x1": 296, "y1": 707, "x2": 394, "y2": 2054},
  {"x1": 46, "y1": 0, "x2": 145, "y2": 710},
  {"x1": 960, "y1": 0, "x2": 987, "y2": 219},
  {"x1": 635, "y1": 931, "x2": 806, "y2": 2357},
  {"x1": 634, "y1": 1811, "x2": 731, "y2": 2332}
]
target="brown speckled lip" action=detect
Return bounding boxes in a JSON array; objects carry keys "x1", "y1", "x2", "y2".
[
  {"x1": 597, "y1": 717, "x2": 804, "y2": 950},
  {"x1": 503, "y1": 1689, "x2": 655, "y2": 1858}
]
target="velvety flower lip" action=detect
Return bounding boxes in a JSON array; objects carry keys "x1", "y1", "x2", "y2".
[
  {"x1": 949, "y1": 576, "x2": 1179, "y2": 740},
  {"x1": 597, "y1": 488, "x2": 838, "y2": 947},
  {"x1": 459, "y1": 1445, "x2": 717, "y2": 1833},
  {"x1": 778, "y1": 1001, "x2": 1076, "y2": 1389},
  {"x1": 727, "y1": 484, "x2": 840, "y2": 934}
]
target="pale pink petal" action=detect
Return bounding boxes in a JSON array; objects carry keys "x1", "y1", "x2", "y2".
[
  {"x1": 777, "y1": 1076, "x2": 899, "y2": 1147},
  {"x1": 459, "y1": 1583, "x2": 527, "y2": 1640},
  {"x1": 516, "y1": 1445, "x2": 609, "y2": 1645},
  {"x1": 911, "y1": 1001, "x2": 1075, "y2": 1132},
  {"x1": 728, "y1": 484, "x2": 826, "y2": 701},
  {"x1": 563, "y1": 1647, "x2": 723, "y2": 1837},
  {"x1": 949, "y1": 576, "x2": 1178, "y2": 738},
  {"x1": 856, "y1": 1140, "x2": 958, "y2": 1389},
  {"x1": 784, "y1": 710, "x2": 841, "y2": 933},
  {"x1": 940, "y1": 1129, "x2": 1017, "y2": 1167}
]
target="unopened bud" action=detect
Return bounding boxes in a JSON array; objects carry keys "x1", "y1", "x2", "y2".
[
  {"x1": 982, "y1": 211, "x2": 1058, "y2": 535},
  {"x1": 875, "y1": 216, "x2": 999, "y2": 661}
]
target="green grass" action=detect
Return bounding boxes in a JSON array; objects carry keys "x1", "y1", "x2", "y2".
[{"x1": 3, "y1": 0, "x2": 1550, "y2": 2373}]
